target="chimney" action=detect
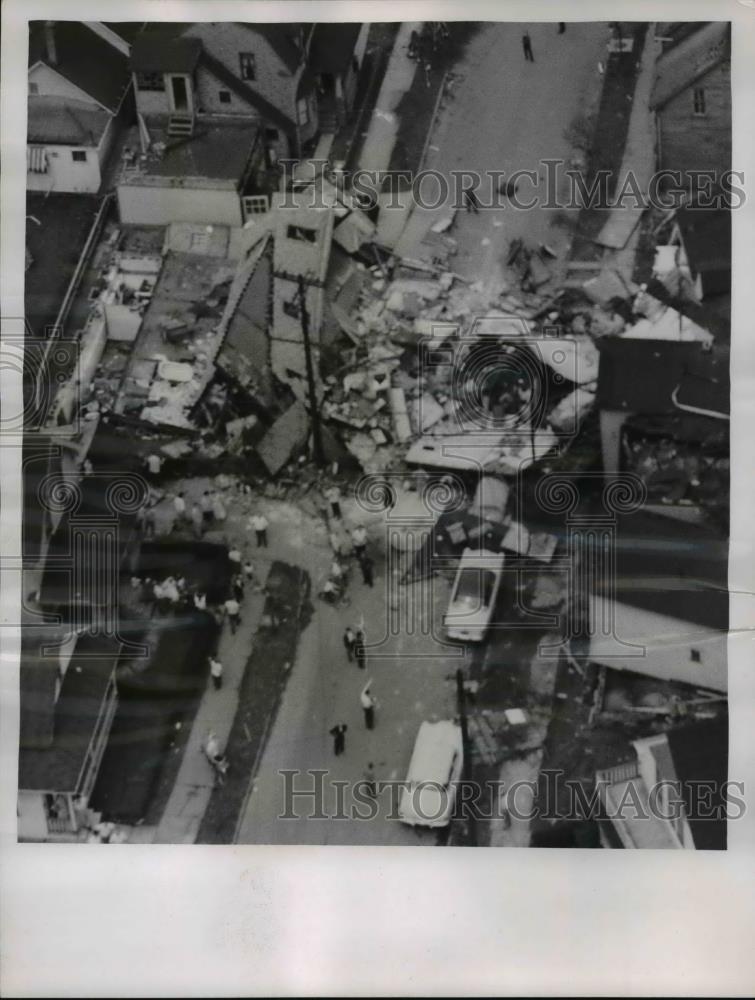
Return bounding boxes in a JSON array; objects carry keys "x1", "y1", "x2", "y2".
[{"x1": 44, "y1": 21, "x2": 57, "y2": 65}]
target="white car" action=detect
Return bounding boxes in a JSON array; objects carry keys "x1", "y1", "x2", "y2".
[
  {"x1": 399, "y1": 720, "x2": 464, "y2": 828},
  {"x1": 444, "y1": 547, "x2": 505, "y2": 641}
]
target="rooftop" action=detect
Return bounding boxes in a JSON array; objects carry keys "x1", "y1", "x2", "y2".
[
  {"x1": 27, "y1": 95, "x2": 111, "y2": 146},
  {"x1": 130, "y1": 34, "x2": 203, "y2": 74},
  {"x1": 675, "y1": 208, "x2": 731, "y2": 299},
  {"x1": 19, "y1": 633, "x2": 121, "y2": 793},
  {"x1": 650, "y1": 22, "x2": 730, "y2": 110},
  {"x1": 310, "y1": 23, "x2": 363, "y2": 75},
  {"x1": 25, "y1": 191, "x2": 100, "y2": 339},
  {"x1": 28, "y1": 20, "x2": 132, "y2": 114},
  {"x1": 117, "y1": 121, "x2": 259, "y2": 187}
]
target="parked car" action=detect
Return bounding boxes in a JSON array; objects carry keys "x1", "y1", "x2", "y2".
[
  {"x1": 399, "y1": 720, "x2": 464, "y2": 827},
  {"x1": 444, "y1": 547, "x2": 505, "y2": 641}
]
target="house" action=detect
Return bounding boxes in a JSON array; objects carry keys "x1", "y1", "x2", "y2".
[
  {"x1": 649, "y1": 22, "x2": 731, "y2": 185},
  {"x1": 587, "y1": 508, "x2": 728, "y2": 693},
  {"x1": 596, "y1": 718, "x2": 728, "y2": 849},
  {"x1": 671, "y1": 207, "x2": 731, "y2": 312},
  {"x1": 129, "y1": 22, "x2": 369, "y2": 158},
  {"x1": 596, "y1": 337, "x2": 729, "y2": 514},
  {"x1": 27, "y1": 21, "x2": 134, "y2": 193},
  {"x1": 115, "y1": 118, "x2": 266, "y2": 227}
]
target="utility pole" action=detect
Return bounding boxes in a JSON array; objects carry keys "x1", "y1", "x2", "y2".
[
  {"x1": 274, "y1": 269, "x2": 326, "y2": 468},
  {"x1": 456, "y1": 667, "x2": 477, "y2": 846}
]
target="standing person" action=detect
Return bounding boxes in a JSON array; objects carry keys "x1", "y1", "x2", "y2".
[
  {"x1": 360, "y1": 682, "x2": 376, "y2": 729},
  {"x1": 200, "y1": 490, "x2": 214, "y2": 528},
  {"x1": 522, "y1": 31, "x2": 534, "y2": 61},
  {"x1": 190, "y1": 503, "x2": 203, "y2": 539},
  {"x1": 325, "y1": 484, "x2": 342, "y2": 519},
  {"x1": 363, "y1": 762, "x2": 377, "y2": 798},
  {"x1": 224, "y1": 596, "x2": 241, "y2": 634},
  {"x1": 232, "y1": 574, "x2": 245, "y2": 603},
  {"x1": 343, "y1": 626, "x2": 356, "y2": 662},
  {"x1": 360, "y1": 554, "x2": 375, "y2": 588},
  {"x1": 209, "y1": 656, "x2": 223, "y2": 690},
  {"x1": 558, "y1": 22, "x2": 566, "y2": 33},
  {"x1": 250, "y1": 512, "x2": 269, "y2": 547},
  {"x1": 212, "y1": 492, "x2": 227, "y2": 523},
  {"x1": 354, "y1": 630, "x2": 366, "y2": 670},
  {"x1": 463, "y1": 189, "x2": 480, "y2": 214},
  {"x1": 173, "y1": 491, "x2": 186, "y2": 526},
  {"x1": 145, "y1": 452, "x2": 163, "y2": 478},
  {"x1": 243, "y1": 560, "x2": 255, "y2": 584},
  {"x1": 351, "y1": 524, "x2": 367, "y2": 561},
  {"x1": 329, "y1": 723, "x2": 348, "y2": 756}
]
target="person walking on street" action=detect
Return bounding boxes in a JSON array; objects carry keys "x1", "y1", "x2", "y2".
[
  {"x1": 232, "y1": 574, "x2": 245, "y2": 604},
  {"x1": 343, "y1": 626, "x2": 356, "y2": 662},
  {"x1": 224, "y1": 596, "x2": 241, "y2": 634},
  {"x1": 354, "y1": 630, "x2": 366, "y2": 670},
  {"x1": 200, "y1": 490, "x2": 214, "y2": 527},
  {"x1": 329, "y1": 723, "x2": 348, "y2": 756},
  {"x1": 209, "y1": 656, "x2": 223, "y2": 690},
  {"x1": 325, "y1": 485, "x2": 342, "y2": 519},
  {"x1": 522, "y1": 31, "x2": 534, "y2": 61},
  {"x1": 363, "y1": 762, "x2": 377, "y2": 798},
  {"x1": 250, "y1": 512, "x2": 269, "y2": 547},
  {"x1": 243, "y1": 560, "x2": 255, "y2": 584},
  {"x1": 204, "y1": 730, "x2": 229, "y2": 783},
  {"x1": 360, "y1": 554, "x2": 375, "y2": 588},
  {"x1": 351, "y1": 524, "x2": 367, "y2": 561},
  {"x1": 173, "y1": 491, "x2": 186, "y2": 527},
  {"x1": 463, "y1": 189, "x2": 480, "y2": 214},
  {"x1": 360, "y1": 681, "x2": 376, "y2": 729}
]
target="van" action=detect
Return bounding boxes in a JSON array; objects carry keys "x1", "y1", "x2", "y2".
[{"x1": 398, "y1": 720, "x2": 464, "y2": 827}]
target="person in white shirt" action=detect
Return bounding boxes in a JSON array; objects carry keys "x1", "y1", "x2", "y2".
[
  {"x1": 224, "y1": 597, "x2": 241, "y2": 633},
  {"x1": 209, "y1": 657, "x2": 223, "y2": 690},
  {"x1": 194, "y1": 592, "x2": 207, "y2": 611},
  {"x1": 250, "y1": 513, "x2": 269, "y2": 547},
  {"x1": 360, "y1": 681, "x2": 376, "y2": 729}
]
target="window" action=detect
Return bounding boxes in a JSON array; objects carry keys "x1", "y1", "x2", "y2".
[
  {"x1": 29, "y1": 81, "x2": 39, "y2": 95},
  {"x1": 296, "y1": 96, "x2": 310, "y2": 126},
  {"x1": 287, "y1": 224, "x2": 317, "y2": 244},
  {"x1": 283, "y1": 298, "x2": 301, "y2": 319},
  {"x1": 690, "y1": 648, "x2": 701, "y2": 663},
  {"x1": 136, "y1": 71, "x2": 165, "y2": 92},
  {"x1": 239, "y1": 52, "x2": 256, "y2": 81},
  {"x1": 71, "y1": 150, "x2": 87, "y2": 163},
  {"x1": 242, "y1": 195, "x2": 270, "y2": 218},
  {"x1": 693, "y1": 87, "x2": 706, "y2": 115},
  {"x1": 218, "y1": 90, "x2": 232, "y2": 104}
]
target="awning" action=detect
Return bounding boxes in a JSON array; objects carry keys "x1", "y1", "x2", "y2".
[{"x1": 27, "y1": 146, "x2": 49, "y2": 173}]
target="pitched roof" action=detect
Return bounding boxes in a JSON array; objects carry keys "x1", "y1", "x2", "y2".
[
  {"x1": 130, "y1": 34, "x2": 203, "y2": 73},
  {"x1": 103, "y1": 22, "x2": 147, "y2": 44},
  {"x1": 199, "y1": 49, "x2": 296, "y2": 134},
  {"x1": 28, "y1": 20, "x2": 131, "y2": 113},
  {"x1": 667, "y1": 718, "x2": 728, "y2": 849},
  {"x1": 239, "y1": 23, "x2": 306, "y2": 74},
  {"x1": 27, "y1": 95, "x2": 110, "y2": 146},
  {"x1": 310, "y1": 23, "x2": 363, "y2": 75},
  {"x1": 675, "y1": 208, "x2": 731, "y2": 298},
  {"x1": 649, "y1": 22, "x2": 730, "y2": 110}
]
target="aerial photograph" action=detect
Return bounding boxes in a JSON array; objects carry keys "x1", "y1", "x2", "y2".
[{"x1": 19, "y1": 18, "x2": 731, "y2": 848}]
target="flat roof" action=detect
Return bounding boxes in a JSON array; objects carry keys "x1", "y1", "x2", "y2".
[{"x1": 118, "y1": 122, "x2": 258, "y2": 186}]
